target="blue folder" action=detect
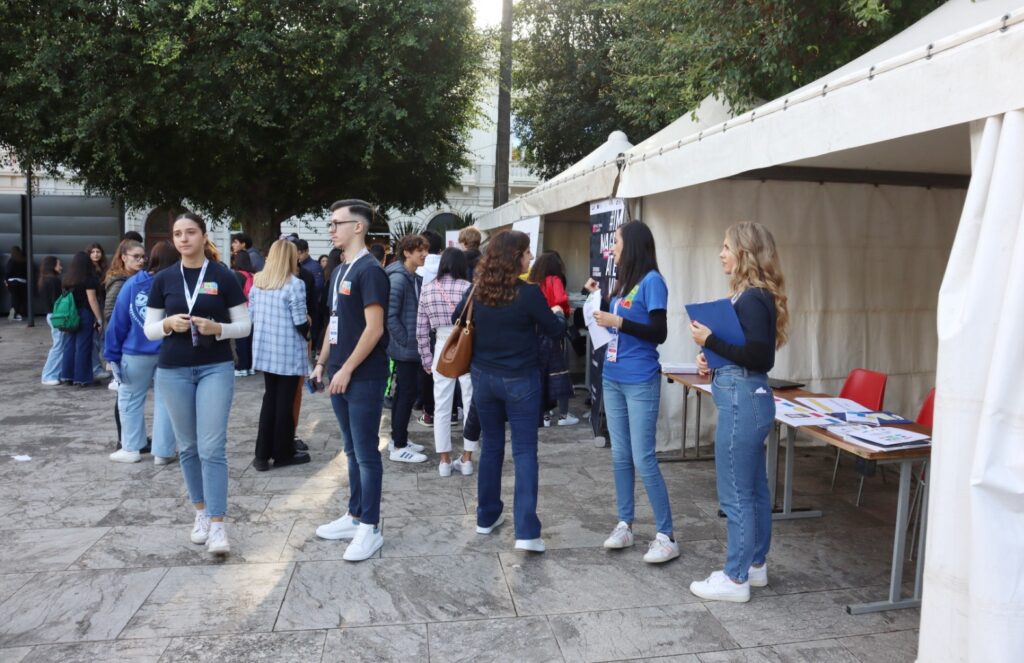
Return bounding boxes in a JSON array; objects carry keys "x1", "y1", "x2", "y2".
[{"x1": 685, "y1": 298, "x2": 745, "y2": 369}]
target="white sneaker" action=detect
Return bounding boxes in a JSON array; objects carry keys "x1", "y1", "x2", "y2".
[
  {"x1": 94, "y1": 370, "x2": 112, "y2": 381},
  {"x1": 689, "y1": 570, "x2": 751, "y2": 603},
  {"x1": 41, "y1": 379, "x2": 60, "y2": 386},
  {"x1": 643, "y1": 533, "x2": 680, "y2": 563},
  {"x1": 206, "y1": 524, "x2": 230, "y2": 555},
  {"x1": 748, "y1": 563, "x2": 768, "y2": 587},
  {"x1": 438, "y1": 460, "x2": 453, "y2": 477},
  {"x1": 109, "y1": 449, "x2": 142, "y2": 463},
  {"x1": 234, "y1": 369, "x2": 246, "y2": 377},
  {"x1": 476, "y1": 513, "x2": 505, "y2": 534},
  {"x1": 514, "y1": 538, "x2": 546, "y2": 552},
  {"x1": 452, "y1": 457, "x2": 473, "y2": 476},
  {"x1": 557, "y1": 413, "x2": 580, "y2": 426},
  {"x1": 154, "y1": 454, "x2": 177, "y2": 466},
  {"x1": 316, "y1": 513, "x2": 360, "y2": 540},
  {"x1": 603, "y1": 521, "x2": 635, "y2": 549},
  {"x1": 542, "y1": 415, "x2": 552, "y2": 428},
  {"x1": 343, "y1": 523, "x2": 383, "y2": 561},
  {"x1": 190, "y1": 511, "x2": 211, "y2": 544},
  {"x1": 389, "y1": 447, "x2": 427, "y2": 463},
  {"x1": 390, "y1": 439, "x2": 426, "y2": 454},
  {"x1": 248, "y1": 369, "x2": 257, "y2": 376},
  {"x1": 107, "y1": 380, "x2": 120, "y2": 391}
]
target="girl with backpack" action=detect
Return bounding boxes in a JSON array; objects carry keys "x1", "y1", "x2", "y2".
[
  {"x1": 39, "y1": 256, "x2": 66, "y2": 385},
  {"x1": 60, "y1": 251, "x2": 104, "y2": 386},
  {"x1": 231, "y1": 250, "x2": 255, "y2": 377},
  {"x1": 529, "y1": 252, "x2": 578, "y2": 427}
]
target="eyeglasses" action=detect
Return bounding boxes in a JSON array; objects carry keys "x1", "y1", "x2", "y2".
[
  {"x1": 126, "y1": 253, "x2": 146, "y2": 262},
  {"x1": 327, "y1": 220, "x2": 359, "y2": 231}
]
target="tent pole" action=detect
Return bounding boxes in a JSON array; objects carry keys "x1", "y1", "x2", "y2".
[{"x1": 24, "y1": 165, "x2": 35, "y2": 327}]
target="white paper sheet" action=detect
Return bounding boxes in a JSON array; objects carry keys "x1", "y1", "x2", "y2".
[
  {"x1": 795, "y1": 396, "x2": 872, "y2": 414},
  {"x1": 583, "y1": 290, "x2": 613, "y2": 349},
  {"x1": 661, "y1": 362, "x2": 698, "y2": 374}
]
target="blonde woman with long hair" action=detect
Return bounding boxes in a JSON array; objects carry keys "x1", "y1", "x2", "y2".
[
  {"x1": 688, "y1": 221, "x2": 790, "y2": 603},
  {"x1": 249, "y1": 239, "x2": 312, "y2": 471}
]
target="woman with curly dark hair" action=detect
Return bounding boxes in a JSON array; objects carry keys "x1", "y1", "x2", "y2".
[{"x1": 453, "y1": 230, "x2": 565, "y2": 552}]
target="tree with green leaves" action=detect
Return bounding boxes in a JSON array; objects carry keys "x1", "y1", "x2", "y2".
[{"x1": 0, "y1": 0, "x2": 482, "y2": 247}]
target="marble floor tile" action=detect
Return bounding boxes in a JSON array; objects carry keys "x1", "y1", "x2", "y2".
[
  {"x1": 697, "y1": 638, "x2": 861, "y2": 662},
  {"x1": 72, "y1": 522, "x2": 295, "y2": 569},
  {"x1": 379, "y1": 488, "x2": 468, "y2": 517},
  {"x1": 704, "y1": 587, "x2": 921, "y2": 648},
  {"x1": 259, "y1": 491, "x2": 343, "y2": 523},
  {"x1": 262, "y1": 474, "x2": 349, "y2": 494},
  {"x1": 0, "y1": 574, "x2": 34, "y2": 604},
  {"x1": 428, "y1": 616, "x2": 563, "y2": 663},
  {"x1": 278, "y1": 519, "x2": 365, "y2": 562},
  {"x1": 321, "y1": 624, "x2": 429, "y2": 662},
  {"x1": 21, "y1": 638, "x2": 172, "y2": 663},
  {"x1": 0, "y1": 567, "x2": 166, "y2": 647},
  {"x1": 549, "y1": 603, "x2": 738, "y2": 663},
  {"x1": 499, "y1": 542, "x2": 724, "y2": 616},
  {"x1": 158, "y1": 630, "x2": 327, "y2": 662},
  {"x1": 0, "y1": 527, "x2": 110, "y2": 572},
  {"x1": 0, "y1": 646, "x2": 32, "y2": 663},
  {"x1": 275, "y1": 555, "x2": 515, "y2": 630},
  {"x1": 0, "y1": 499, "x2": 125, "y2": 530},
  {"x1": 836, "y1": 629, "x2": 918, "y2": 663},
  {"x1": 121, "y1": 563, "x2": 294, "y2": 638},
  {"x1": 379, "y1": 514, "x2": 516, "y2": 558}
]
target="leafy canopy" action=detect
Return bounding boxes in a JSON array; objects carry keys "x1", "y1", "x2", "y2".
[{"x1": 0, "y1": 0, "x2": 483, "y2": 240}]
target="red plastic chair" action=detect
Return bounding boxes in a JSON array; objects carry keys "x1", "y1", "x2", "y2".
[
  {"x1": 916, "y1": 388, "x2": 936, "y2": 427},
  {"x1": 832, "y1": 369, "x2": 889, "y2": 492},
  {"x1": 908, "y1": 387, "x2": 936, "y2": 559}
]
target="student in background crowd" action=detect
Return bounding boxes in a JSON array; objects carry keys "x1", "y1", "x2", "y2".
[
  {"x1": 106, "y1": 241, "x2": 179, "y2": 465},
  {"x1": 318, "y1": 254, "x2": 329, "y2": 272},
  {"x1": 386, "y1": 234, "x2": 429, "y2": 463},
  {"x1": 585, "y1": 220, "x2": 677, "y2": 564},
  {"x1": 88, "y1": 243, "x2": 111, "y2": 379},
  {"x1": 688, "y1": 222, "x2": 789, "y2": 603},
  {"x1": 145, "y1": 213, "x2": 251, "y2": 556},
  {"x1": 249, "y1": 240, "x2": 311, "y2": 471},
  {"x1": 529, "y1": 252, "x2": 578, "y2": 427},
  {"x1": 230, "y1": 232, "x2": 265, "y2": 272},
  {"x1": 456, "y1": 230, "x2": 565, "y2": 553},
  {"x1": 417, "y1": 247, "x2": 475, "y2": 476},
  {"x1": 294, "y1": 238, "x2": 324, "y2": 349},
  {"x1": 415, "y1": 230, "x2": 443, "y2": 426},
  {"x1": 104, "y1": 240, "x2": 146, "y2": 392},
  {"x1": 287, "y1": 236, "x2": 317, "y2": 453},
  {"x1": 39, "y1": 256, "x2": 66, "y2": 385},
  {"x1": 368, "y1": 243, "x2": 386, "y2": 266},
  {"x1": 231, "y1": 250, "x2": 256, "y2": 377},
  {"x1": 458, "y1": 227, "x2": 482, "y2": 279},
  {"x1": 5, "y1": 246, "x2": 28, "y2": 321},
  {"x1": 123, "y1": 231, "x2": 144, "y2": 243},
  {"x1": 60, "y1": 251, "x2": 104, "y2": 386},
  {"x1": 311, "y1": 199, "x2": 390, "y2": 561}
]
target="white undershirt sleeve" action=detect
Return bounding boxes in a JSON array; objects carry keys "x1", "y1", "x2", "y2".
[{"x1": 215, "y1": 303, "x2": 252, "y2": 341}]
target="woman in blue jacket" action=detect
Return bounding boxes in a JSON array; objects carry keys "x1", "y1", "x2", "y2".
[{"x1": 105, "y1": 241, "x2": 180, "y2": 464}]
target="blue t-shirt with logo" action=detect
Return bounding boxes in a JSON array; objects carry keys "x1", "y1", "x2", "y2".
[
  {"x1": 604, "y1": 270, "x2": 668, "y2": 384},
  {"x1": 327, "y1": 256, "x2": 390, "y2": 382}
]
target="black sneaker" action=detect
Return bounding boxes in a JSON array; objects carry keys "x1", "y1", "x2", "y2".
[
  {"x1": 276, "y1": 451, "x2": 311, "y2": 467},
  {"x1": 294, "y1": 438, "x2": 309, "y2": 452},
  {"x1": 253, "y1": 458, "x2": 271, "y2": 472}
]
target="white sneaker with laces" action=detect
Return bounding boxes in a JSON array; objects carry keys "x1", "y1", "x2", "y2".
[
  {"x1": 689, "y1": 570, "x2": 751, "y2": 602},
  {"x1": 154, "y1": 454, "x2": 178, "y2": 466},
  {"x1": 234, "y1": 369, "x2": 246, "y2": 377},
  {"x1": 206, "y1": 523, "x2": 230, "y2": 555},
  {"x1": 405, "y1": 441, "x2": 426, "y2": 453},
  {"x1": 41, "y1": 379, "x2": 61, "y2": 386},
  {"x1": 643, "y1": 532, "x2": 680, "y2": 563},
  {"x1": 557, "y1": 413, "x2": 580, "y2": 426},
  {"x1": 438, "y1": 460, "x2": 453, "y2": 477},
  {"x1": 109, "y1": 449, "x2": 142, "y2": 463},
  {"x1": 603, "y1": 521, "x2": 635, "y2": 549},
  {"x1": 389, "y1": 446, "x2": 427, "y2": 463},
  {"x1": 748, "y1": 563, "x2": 768, "y2": 587},
  {"x1": 316, "y1": 513, "x2": 360, "y2": 540},
  {"x1": 514, "y1": 538, "x2": 546, "y2": 552},
  {"x1": 190, "y1": 511, "x2": 211, "y2": 544},
  {"x1": 542, "y1": 415, "x2": 552, "y2": 427},
  {"x1": 476, "y1": 513, "x2": 505, "y2": 534},
  {"x1": 452, "y1": 457, "x2": 473, "y2": 476},
  {"x1": 343, "y1": 523, "x2": 383, "y2": 561}
]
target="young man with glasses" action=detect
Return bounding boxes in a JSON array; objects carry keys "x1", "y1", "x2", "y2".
[{"x1": 309, "y1": 199, "x2": 391, "y2": 561}]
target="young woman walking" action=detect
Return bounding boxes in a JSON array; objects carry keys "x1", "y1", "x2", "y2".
[
  {"x1": 249, "y1": 239, "x2": 312, "y2": 471},
  {"x1": 585, "y1": 220, "x2": 677, "y2": 564},
  {"x1": 144, "y1": 213, "x2": 251, "y2": 555},
  {"x1": 39, "y1": 256, "x2": 66, "y2": 385},
  {"x1": 60, "y1": 251, "x2": 104, "y2": 386},
  {"x1": 529, "y1": 252, "x2": 577, "y2": 427},
  {"x1": 416, "y1": 247, "x2": 475, "y2": 476},
  {"x1": 688, "y1": 221, "x2": 789, "y2": 602},
  {"x1": 456, "y1": 230, "x2": 565, "y2": 552}
]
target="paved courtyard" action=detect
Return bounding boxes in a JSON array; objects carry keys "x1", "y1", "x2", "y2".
[{"x1": 0, "y1": 320, "x2": 919, "y2": 662}]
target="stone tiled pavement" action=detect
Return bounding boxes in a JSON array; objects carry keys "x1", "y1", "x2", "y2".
[{"x1": 0, "y1": 321, "x2": 919, "y2": 662}]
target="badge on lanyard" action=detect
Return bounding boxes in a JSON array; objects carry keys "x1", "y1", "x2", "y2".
[
  {"x1": 605, "y1": 298, "x2": 622, "y2": 363},
  {"x1": 329, "y1": 249, "x2": 368, "y2": 345},
  {"x1": 181, "y1": 259, "x2": 210, "y2": 348}
]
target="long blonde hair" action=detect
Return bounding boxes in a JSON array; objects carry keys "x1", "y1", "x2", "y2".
[
  {"x1": 254, "y1": 239, "x2": 298, "y2": 290},
  {"x1": 725, "y1": 222, "x2": 789, "y2": 349}
]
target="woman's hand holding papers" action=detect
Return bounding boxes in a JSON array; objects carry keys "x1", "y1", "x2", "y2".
[
  {"x1": 695, "y1": 352, "x2": 710, "y2": 377},
  {"x1": 593, "y1": 310, "x2": 621, "y2": 329},
  {"x1": 690, "y1": 320, "x2": 711, "y2": 346}
]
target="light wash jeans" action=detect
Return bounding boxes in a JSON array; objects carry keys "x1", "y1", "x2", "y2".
[
  {"x1": 603, "y1": 374, "x2": 674, "y2": 536},
  {"x1": 42, "y1": 314, "x2": 67, "y2": 382},
  {"x1": 431, "y1": 326, "x2": 476, "y2": 455},
  {"x1": 711, "y1": 364, "x2": 775, "y2": 583},
  {"x1": 118, "y1": 353, "x2": 175, "y2": 456},
  {"x1": 156, "y1": 361, "x2": 234, "y2": 517}
]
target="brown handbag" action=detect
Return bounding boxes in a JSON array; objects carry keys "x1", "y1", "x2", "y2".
[{"x1": 436, "y1": 285, "x2": 476, "y2": 378}]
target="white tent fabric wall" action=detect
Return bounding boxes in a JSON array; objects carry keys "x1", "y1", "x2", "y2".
[
  {"x1": 919, "y1": 111, "x2": 1024, "y2": 663},
  {"x1": 642, "y1": 179, "x2": 964, "y2": 449}
]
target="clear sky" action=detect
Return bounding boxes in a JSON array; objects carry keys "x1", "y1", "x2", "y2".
[{"x1": 472, "y1": 0, "x2": 503, "y2": 29}]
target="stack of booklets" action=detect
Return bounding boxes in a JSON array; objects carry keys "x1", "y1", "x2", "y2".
[
  {"x1": 826, "y1": 424, "x2": 931, "y2": 450},
  {"x1": 661, "y1": 362, "x2": 698, "y2": 374}
]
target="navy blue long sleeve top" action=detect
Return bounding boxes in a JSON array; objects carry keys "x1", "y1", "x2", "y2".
[{"x1": 704, "y1": 287, "x2": 777, "y2": 373}]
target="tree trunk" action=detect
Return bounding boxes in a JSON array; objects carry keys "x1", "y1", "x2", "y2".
[
  {"x1": 240, "y1": 205, "x2": 279, "y2": 258},
  {"x1": 493, "y1": 0, "x2": 513, "y2": 208}
]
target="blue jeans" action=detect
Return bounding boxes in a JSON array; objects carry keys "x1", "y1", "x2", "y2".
[
  {"x1": 118, "y1": 353, "x2": 175, "y2": 456},
  {"x1": 711, "y1": 365, "x2": 775, "y2": 582},
  {"x1": 42, "y1": 314, "x2": 67, "y2": 382},
  {"x1": 330, "y1": 378, "x2": 386, "y2": 526},
  {"x1": 60, "y1": 307, "x2": 95, "y2": 385},
  {"x1": 603, "y1": 375, "x2": 674, "y2": 535},
  {"x1": 156, "y1": 362, "x2": 234, "y2": 517},
  {"x1": 472, "y1": 367, "x2": 542, "y2": 539}
]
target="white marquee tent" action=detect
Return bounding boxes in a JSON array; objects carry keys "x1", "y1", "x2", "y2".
[{"x1": 477, "y1": 1, "x2": 1024, "y2": 659}]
